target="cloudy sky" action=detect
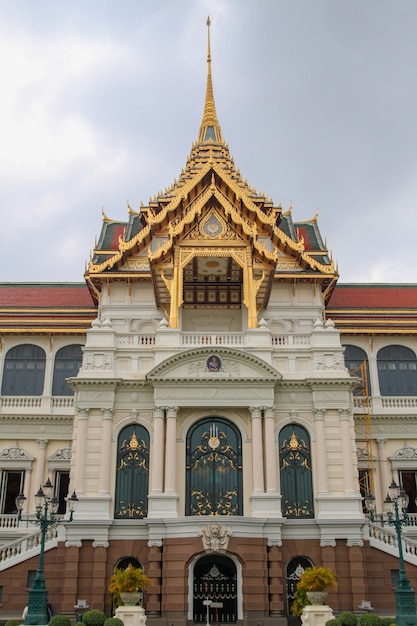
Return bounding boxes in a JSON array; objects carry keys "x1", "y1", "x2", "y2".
[{"x1": 1, "y1": 1, "x2": 416, "y2": 284}]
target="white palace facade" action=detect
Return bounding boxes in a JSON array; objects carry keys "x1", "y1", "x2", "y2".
[{"x1": 1, "y1": 22, "x2": 417, "y2": 626}]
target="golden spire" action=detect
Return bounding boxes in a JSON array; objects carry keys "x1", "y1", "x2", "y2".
[{"x1": 198, "y1": 16, "x2": 224, "y2": 144}]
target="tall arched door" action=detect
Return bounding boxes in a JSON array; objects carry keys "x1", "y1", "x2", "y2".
[
  {"x1": 114, "y1": 424, "x2": 149, "y2": 518},
  {"x1": 193, "y1": 555, "x2": 238, "y2": 623},
  {"x1": 186, "y1": 417, "x2": 242, "y2": 516},
  {"x1": 279, "y1": 424, "x2": 314, "y2": 518}
]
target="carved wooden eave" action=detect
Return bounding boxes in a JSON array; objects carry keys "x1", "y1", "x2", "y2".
[{"x1": 85, "y1": 163, "x2": 337, "y2": 307}]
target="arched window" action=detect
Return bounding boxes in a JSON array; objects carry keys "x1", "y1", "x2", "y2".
[
  {"x1": 1, "y1": 344, "x2": 46, "y2": 396},
  {"x1": 344, "y1": 345, "x2": 371, "y2": 395},
  {"x1": 377, "y1": 345, "x2": 417, "y2": 396},
  {"x1": 52, "y1": 345, "x2": 83, "y2": 396},
  {"x1": 115, "y1": 557, "x2": 142, "y2": 570},
  {"x1": 114, "y1": 424, "x2": 150, "y2": 519},
  {"x1": 279, "y1": 425, "x2": 314, "y2": 518},
  {"x1": 186, "y1": 417, "x2": 243, "y2": 516}
]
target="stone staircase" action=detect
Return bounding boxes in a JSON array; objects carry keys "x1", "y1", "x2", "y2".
[
  {"x1": 367, "y1": 520, "x2": 417, "y2": 566},
  {"x1": 0, "y1": 524, "x2": 59, "y2": 571}
]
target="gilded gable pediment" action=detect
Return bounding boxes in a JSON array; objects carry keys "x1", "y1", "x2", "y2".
[{"x1": 183, "y1": 208, "x2": 243, "y2": 243}]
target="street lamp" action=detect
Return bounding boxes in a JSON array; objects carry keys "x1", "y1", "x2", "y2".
[
  {"x1": 15, "y1": 479, "x2": 78, "y2": 626},
  {"x1": 365, "y1": 480, "x2": 417, "y2": 626}
]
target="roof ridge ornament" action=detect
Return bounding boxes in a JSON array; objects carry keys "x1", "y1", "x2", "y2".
[{"x1": 198, "y1": 16, "x2": 224, "y2": 145}]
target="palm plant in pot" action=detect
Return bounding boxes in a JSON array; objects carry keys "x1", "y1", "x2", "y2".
[
  {"x1": 291, "y1": 566, "x2": 338, "y2": 615},
  {"x1": 108, "y1": 563, "x2": 151, "y2": 607}
]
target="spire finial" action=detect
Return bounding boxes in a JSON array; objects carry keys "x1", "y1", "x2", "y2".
[
  {"x1": 207, "y1": 16, "x2": 211, "y2": 63},
  {"x1": 198, "y1": 16, "x2": 223, "y2": 145}
]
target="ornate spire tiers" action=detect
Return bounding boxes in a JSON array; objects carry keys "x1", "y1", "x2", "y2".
[{"x1": 198, "y1": 16, "x2": 223, "y2": 144}]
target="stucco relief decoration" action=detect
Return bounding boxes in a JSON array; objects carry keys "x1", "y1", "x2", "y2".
[
  {"x1": 392, "y1": 445, "x2": 417, "y2": 460},
  {"x1": 82, "y1": 353, "x2": 113, "y2": 371},
  {"x1": 315, "y1": 353, "x2": 344, "y2": 370},
  {"x1": 0, "y1": 445, "x2": 33, "y2": 462},
  {"x1": 186, "y1": 358, "x2": 241, "y2": 377},
  {"x1": 199, "y1": 522, "x2": 232, "y2": 553},
  {"x1": 158, "y1": 386, "x2": 264, "y2": 401},
  {"x1": 356, "y1": 447, "x2": 370, "y2": 462},
  {"x1": 48, "y1": 447, "x2": 72, "y2": 461}
]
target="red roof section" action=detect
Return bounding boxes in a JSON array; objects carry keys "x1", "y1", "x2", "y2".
[
  {"x1": 328, "y1": 285, "x2": 417, "y2": 309},
  {"x1": 110, "y1": 225, "x2": 126, "y2": 249},
  {"x1": 296, "y1": 227, "x2": 313, "y2": 251},
  {"x1": 0, "y1": 284, "x2": 95, "y2": 308}
]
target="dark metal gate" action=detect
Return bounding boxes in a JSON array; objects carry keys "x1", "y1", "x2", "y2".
[
  {"x1": 193, "y1": 555, "x2": 237, "y2": 623},
  {"x1": 286, "y1": 557, "x2": 313, "y2": 614}
]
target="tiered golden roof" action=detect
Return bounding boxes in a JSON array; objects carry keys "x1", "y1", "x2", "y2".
[{"x1": 85, "y1": 18, "x2": 337, "y2": 327}]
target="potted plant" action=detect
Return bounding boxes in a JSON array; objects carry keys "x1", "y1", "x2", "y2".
[
  {"x1": 108, "y1": 563, "x2": 151, "y2": 607},
  {"x1": 291, "y1": 566, "x2": 338, "y2": 615}
]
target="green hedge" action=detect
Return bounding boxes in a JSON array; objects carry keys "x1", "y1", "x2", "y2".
[
  {"x1": 360, "y1": 615, "x2": 383, "y2": 626},
  {"x1": 82, "y1": 611, "x2": 107, "y2": 626},
  {"x1": 103, "y1": 619, "x2": 124, "y2": 626},
  {"x1": 48, "y1": 616, "x2": 72, "y2": 626},
  {"x1": 339, "y1": 612, "x2": 358, "y2": 626}
]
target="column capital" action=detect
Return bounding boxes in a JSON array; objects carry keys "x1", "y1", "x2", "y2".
[
  {"x1": 267, "y1": 539, "x2": 283, "y2": 547},
  {"x1": 92, "y1": 540, "x2": 109, "y2": 548},
  {"x1": 37, "y1": 439, "x2": 48, "y2": 448},
  {"x1": 77, "y1": 408, "x2": 89, "y2": 419},
  {"x1": 101, "y1": 408, "x2": 113, "y2": 420},
  {"x1": 153, "y1": 406, "x2": 165, "y2": 420},
  {"x1": 320, "y1": 539, "x2": 336, "y2": 547},
  {"x1": 338, "y1": 408, "x2": 351, "y2": 420},
  {"x1": 249, "y1": 406, "x2": 263, "y2": 419},
  {"x1": 165, "y1": 406, "x2": 179, "y2": 418},
  {"x1": 263, "y1": 406, "x2": 275, "y2": 419},
  {"x1": 313, "y1": 408, "x2": 325, "y2": 421},
  {"x1": 346, "y1": 539, "x2": 364, "y2": 547}
]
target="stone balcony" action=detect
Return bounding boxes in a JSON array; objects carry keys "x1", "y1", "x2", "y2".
[{"x1": 0, "y1": 394, "x2": 74, "y2": 415}]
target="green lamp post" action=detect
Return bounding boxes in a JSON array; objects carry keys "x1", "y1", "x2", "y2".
[
  {"x1": 16, "y1": 479, "x2": 78, "y2": 626},
  {"x1": 366, "y1": 480, "x2": 417, "y2": 626}
]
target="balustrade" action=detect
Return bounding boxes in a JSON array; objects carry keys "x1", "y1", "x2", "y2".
[
  {"x1": 368, "y1": 520, "x2": 417, "y2": 560},
  {"x1": 0, "y1": 526, "x2": 58, "y2": 569}
]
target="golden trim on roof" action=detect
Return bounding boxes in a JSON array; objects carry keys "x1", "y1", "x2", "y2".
[{"x1": 102, "y1": 208, "x2": 119, "y2": 223}]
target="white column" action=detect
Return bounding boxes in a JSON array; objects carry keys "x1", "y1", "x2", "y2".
[
  {"x1": 313, "y1": 409, "x2": 329, "y2": 495},
  {"x1": 150, "y1": 407, "x2": 165, "y2": 492},
  {"x1": 164, "y1": 407, "x2": 178, "y2": 493},
  {"x1": 338, "y1": 409, "x2": 356, "y2": 494},
  {"x1": 264, "y1": 407, "x2": 278, "y2": 493},
  {"x1": 250, "y1": 407, "x2": 264, "y2": 493},
  {"x1": 376, "y1": 438, "x2": 389, "y2": 506},
  {"x1": 74, "y1": 408, "x2": 88, "y2": 495},
  {"x1": 98, "y1": 409, "x2": 113, "y2": 494},
  {"x1": 34, "y1": 439, "x2": 48, "y2": 491},
  {"x1": 23, "y1": 469, "x2": 32, "y2": 514},
  {"x1": 368, "y1": 341, "x2": 381, "y2": 397}
]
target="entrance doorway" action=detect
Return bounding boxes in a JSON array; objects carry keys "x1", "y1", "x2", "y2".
[
  {"x1": 193, "y1": 555, "x2": 237, "y2": 623},
  {"x1": 286, "y1": 557, "x2": 313, "y2": 614}
]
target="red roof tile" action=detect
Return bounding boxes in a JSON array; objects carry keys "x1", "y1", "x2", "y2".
[
  {"x1": 328, "y1": 285, "x2": 417, "y2": 309},
  {"x1": 0, "y1": 284, "x2": 95, "y2": 308}
]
